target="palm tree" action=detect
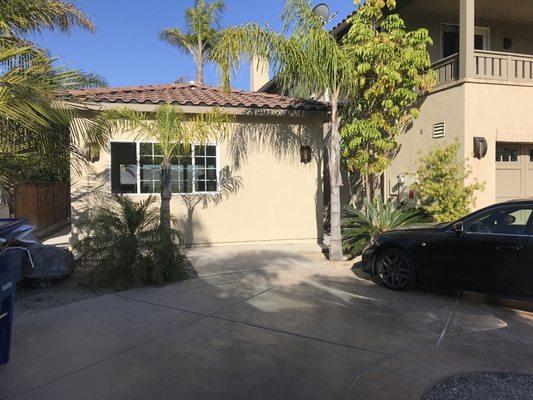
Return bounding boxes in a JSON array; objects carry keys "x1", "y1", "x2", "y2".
[
  {"x1": 106, "y1": 105, "x2": 231, "y2": 230},
  {"x1": 159, "y1": 0, "x2": 224, "y2": 84},
  {"x1": 212, "y1": 0, "x2": 357, "y2": 261},
  {"x1": 0, "y1": 0, "x2": 103, "y2": 208}
]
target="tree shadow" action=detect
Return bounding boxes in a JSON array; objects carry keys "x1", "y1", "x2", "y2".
[{"x1": 177, "y1": 165, "x2": 243, "y2": 247}]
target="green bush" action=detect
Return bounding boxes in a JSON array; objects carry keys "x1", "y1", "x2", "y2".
[
  {"x1": 342, "y1": 198, "x2": 429, "y2": 258},
  {"x1": 75, "y1": 195, "x2": 189, "y2": 289},
  {"x1": 413, "y1": 142, "x2": 485, "y2": 222}
]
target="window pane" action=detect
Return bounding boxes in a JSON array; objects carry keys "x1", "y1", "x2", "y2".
[
  {"x1": 140, "y1": 142, "x2": 152, "y2": 154},
  {"x1": 195, "y1": 157, "x2": 206, "y2": 167},
  {"x1": 206, "y1": 157, "x2": 217, "y2": 168},
  {"x1": 111, "y1": 142, "x2": 137, "y2": 194},
  {"x1": 195, "y1": 146, "x2": 206, "y2": 156},
  {"x1": 196, "y1": 181, "x2": 206, "y2": 192},
  {"x1": 207, "y1": 181, "x2": 217, "y2": 192},
  {"x1": 207, "y1": 169, "x2": 217, "y2": 180},
  {"x1": 206, "y1": 145, "x2": 216, "y2": 156},
  {"x1": 496, "y1": 146, "x2": 519, "y2": 162},
  {"x1": 464, "y1": 207, "x2": 533, "y2": 235}
]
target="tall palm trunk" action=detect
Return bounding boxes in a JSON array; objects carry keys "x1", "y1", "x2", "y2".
[
  {"x1": 160, "y1": 157, "x2": 172, "y2": 230},
  {"x1": 329, "y1": 93, "x2": 343, "y2": 261},
  {"x1": 195, "y1": 46, "x2": 205, "y2": 84}
]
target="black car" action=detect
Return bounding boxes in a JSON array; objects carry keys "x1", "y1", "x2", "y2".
[{"x1": 361, "y1": 200, "x2": 533, "y2": 296}]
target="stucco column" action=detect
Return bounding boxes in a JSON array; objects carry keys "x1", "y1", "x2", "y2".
[{"x1": 459, "y1": 0, "x2": 475, "y2": 78}]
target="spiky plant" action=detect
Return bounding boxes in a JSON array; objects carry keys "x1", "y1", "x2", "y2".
[
  {"x1": 160, "y1": 0, "x2": 225, "y2": 84},
  {"x1": 342, "y1": 198, "x2": 430, "y2": 259},
  {"x1": 75, "y1": 195, "x2": 188, "y2": 289}
]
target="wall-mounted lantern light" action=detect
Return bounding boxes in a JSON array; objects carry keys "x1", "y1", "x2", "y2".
[
  {"x1": 473, "y1": 137, "x2": 488, "y2": 159},
  {"x1": 300, "y1": 145, "x2": 312, "y2": 164},
  {"x1": 503, "y1": 38, "x2": 513, "y2": 50}
]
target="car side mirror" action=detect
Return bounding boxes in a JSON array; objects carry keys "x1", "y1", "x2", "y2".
[{"x1": 453, "y1": 222, "x2": 464, "y2": 236}]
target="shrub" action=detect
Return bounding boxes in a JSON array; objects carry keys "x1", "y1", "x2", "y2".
[
  {"x1": 75, "y1": 195, "x2": 188, "y2": 289},
  {"x1": 342, "y1": 198, "x2": 429, "y2": 258},
  {"x1": 413, "y1": 142, "x2": 485, "y2": 222}
]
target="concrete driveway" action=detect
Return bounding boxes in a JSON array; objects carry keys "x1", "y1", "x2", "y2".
[{"x1": 1, "y1": 244, "x2": 533, "y2": 400}]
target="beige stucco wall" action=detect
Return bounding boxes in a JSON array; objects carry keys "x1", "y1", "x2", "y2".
[
  {"x1": 386, "y1": 84, "x2": 466, "y2": 198},
  {"x1": 464, "y1": 81, "x2": 533, "y2": 207},
  {"x1": 70, "y1": 110, "x2": 325, "y2": 247}
]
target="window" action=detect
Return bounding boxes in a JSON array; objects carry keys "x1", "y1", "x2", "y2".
[
  {"x1": 111, "y1": 142, "x2": 218, "y2": 195},
  {"x1": 464, "y1": 207, "x2": 533, "y2": 235},
  {"x1": 111, "y1": 142, "x2": 137, "y2": 194},
  {"x1": 496, "y1": 146, "x2": 519, "y2": 162},
  {"x1": 442, "y1": 24, "x2": 490, "y2": 58}
]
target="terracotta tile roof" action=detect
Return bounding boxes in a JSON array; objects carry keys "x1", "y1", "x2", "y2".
[{"x1": 60, "y1": 83, "x2": 328, "y2": 112}]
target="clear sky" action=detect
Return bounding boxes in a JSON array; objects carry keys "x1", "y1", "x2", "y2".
[{"x1": 30, "y1": 0, "x2": 355, "y2": 91}]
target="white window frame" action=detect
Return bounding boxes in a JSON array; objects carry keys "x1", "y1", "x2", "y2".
[
  {"x1": 441, "y1": 23, "x2": 491, "y2": 59},
  {"x1": 109, "y1": 140, "x2": 220, "y2": 196}
]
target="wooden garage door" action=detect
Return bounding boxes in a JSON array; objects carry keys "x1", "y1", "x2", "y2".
[{"x1": 496, "y1": 143, "x2": 533, "y2": 202}]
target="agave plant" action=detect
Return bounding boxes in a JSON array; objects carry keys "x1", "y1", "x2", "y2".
[
  {"x1": 342, "y1": 198, "x2": 430, "y2": 259},
  {"x1": 75, "y1": 195, "x2": 189, "y2": 289}
]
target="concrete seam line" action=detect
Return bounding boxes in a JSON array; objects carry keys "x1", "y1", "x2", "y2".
[
  {"x1": 11, "y1": 315, "x2": 209, "y2": 400},
  {"x1": 119, "y1": 293, "x2": 388, "y2": 355},
  {"x1": 210, "y1": 314, "x2": 388, "y2": 356},
  {"x1": 343, "y1": 350, "x2": 408, "y2": 400},
  {"x1": 437, "y1": 290, "x2": 464, "y2": 347}
]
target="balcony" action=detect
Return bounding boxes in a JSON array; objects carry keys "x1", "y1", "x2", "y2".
[{"x1": 433, "y1": 51, "x2": 533, "y2": 88}]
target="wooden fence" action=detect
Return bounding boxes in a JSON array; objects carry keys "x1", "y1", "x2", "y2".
[{"x1": 14, "y1": 182, "x2": 70, "y2": 231}]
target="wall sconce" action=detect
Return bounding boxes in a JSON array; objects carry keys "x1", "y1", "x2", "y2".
[
  {"x1": 473, "y1": 137, "x2": 488, "y2": 159},
  {"x1": 503, "y1": 38, "x2": 513, "y2": 50},
  {"x1": 300, "y1": 145, "x2": 312, "y2": 164},
  {"x1": 85, "y1": 144, "x2": 100, "y2": 163}
]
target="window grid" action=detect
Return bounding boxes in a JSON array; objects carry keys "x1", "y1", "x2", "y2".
[{"x1": 112, "y1": 141, "x2": 219, "y2": 195}]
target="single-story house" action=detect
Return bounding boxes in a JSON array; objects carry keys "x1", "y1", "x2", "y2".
[{"x1": 62, "y1": 82, "x2": 328, "y2": 247}]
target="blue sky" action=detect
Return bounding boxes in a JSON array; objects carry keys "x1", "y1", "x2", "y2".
[{"x1": 30, "y1": 0, "x2": 355, "y2": 90}]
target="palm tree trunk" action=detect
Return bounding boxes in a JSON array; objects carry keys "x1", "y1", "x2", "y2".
[
  {"x1": 160, "y1": 158, "x2": 172, "y2": 230},
  {"x1": 195, "y1": 50, "x2": 205, "y2": 84},
  {"x1": 328, "y1": 93, "x2": 343, "y2": 262}
]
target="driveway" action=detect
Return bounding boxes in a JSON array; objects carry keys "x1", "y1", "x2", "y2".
[{"x1": 1, "y1": 244, "x2": 533, "y2": 399}]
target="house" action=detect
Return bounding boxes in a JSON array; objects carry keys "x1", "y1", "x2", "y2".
[
  {"x1": 62, "y1": 81, "x2": 328, "y2": 247},
  {"x1": 266, "y1": 0, "x2": 533, "y2": 209}
]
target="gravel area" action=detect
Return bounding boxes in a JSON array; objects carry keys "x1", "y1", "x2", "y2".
[{"x1": 422, "y1": 372, "x2": 533, "y2": 400}]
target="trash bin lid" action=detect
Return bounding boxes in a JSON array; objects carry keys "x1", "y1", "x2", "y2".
[{"x1": 0, "y1": 219, "x2": 28, "y2": 236}]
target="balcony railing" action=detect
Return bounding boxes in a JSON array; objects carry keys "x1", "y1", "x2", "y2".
[
  {"x1": 433, "y1": 53, "x2": 459, "y2": 86},
  {"x1": 432, "y1": 50, "x2": 533, "y2": 88},
  {"x1": 475, "y1": 50, "x2": 533, "y2": 81}
]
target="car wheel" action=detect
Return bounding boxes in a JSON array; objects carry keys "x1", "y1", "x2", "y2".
[{"x1": 376, "y1": 249, "x2": 416, "y2": 291}]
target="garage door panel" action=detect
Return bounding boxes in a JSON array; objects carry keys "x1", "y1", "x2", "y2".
[{"x1": 496, "y1": 168, "x2": 523, "y2": 200}]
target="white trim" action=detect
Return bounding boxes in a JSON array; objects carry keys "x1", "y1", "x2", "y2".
[
  {"x1": 441, "y1": 23, "x2": 491, "y2": 58},
  {"x1": 109, "y1": 140, "x2": 221, "y2": 196}
]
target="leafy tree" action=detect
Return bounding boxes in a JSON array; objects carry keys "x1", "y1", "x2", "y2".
[
  {"x1": 413, "y1": 142, "x2": 485, "y2": 222},
  {"x1": 0, "y1": 0, "x2": 108, "y2": 209},
  {"x1": 76, "y1": 195, "x2": 188, "y2": 289},
  {"x1": 340, "y1": 0, "x2": 435, "y2": 202},
  {"x1": 160, "y1": 0, "x2": 224, "y2": 84},
  {"x1": 342, "y1": 197, "x2": 428, "y2": 258},
  {"x1": 212, "y1": 0, "x2": 358, "y2": 261},
  {"x1": 105, "y1": 105, "x2": 231, "y2": 230}
]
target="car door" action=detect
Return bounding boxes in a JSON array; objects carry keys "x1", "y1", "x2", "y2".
[
  {"x1": 458, "y1": 205, "x2": 532, "y2": 294},
  {"x1": 522, "y1": 221, "x2": 533, "y2": 296}
]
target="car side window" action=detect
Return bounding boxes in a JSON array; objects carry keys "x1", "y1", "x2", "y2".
[{"x1": 463, "y1": 207, "x2": 533, "y2": 235}]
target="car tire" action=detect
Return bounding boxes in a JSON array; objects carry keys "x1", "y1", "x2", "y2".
[{"x1": 376, "y1": 248, "x2": 417, "y2": 291}]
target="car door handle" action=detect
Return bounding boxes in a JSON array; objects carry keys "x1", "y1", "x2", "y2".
[{"x1": 496, "y1": 245, "x2": 523, "y2": 253}]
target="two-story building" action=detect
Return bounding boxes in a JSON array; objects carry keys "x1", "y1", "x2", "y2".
[{"x1": 264, "y1": 0, "x2": 533, "y2": 208}]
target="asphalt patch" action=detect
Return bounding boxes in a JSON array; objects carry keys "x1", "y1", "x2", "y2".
[{"x1": 422, "y1": 372, "x2": 533, "y2": 400}]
